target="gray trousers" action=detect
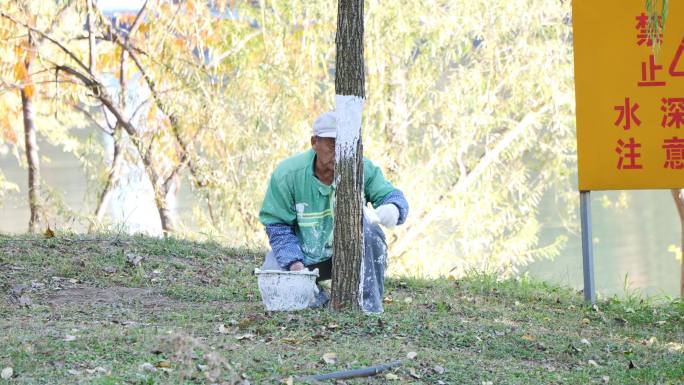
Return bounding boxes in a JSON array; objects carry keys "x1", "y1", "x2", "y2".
[{"x1": 261, "y1": 217, "x2": 387, "y2": 313}]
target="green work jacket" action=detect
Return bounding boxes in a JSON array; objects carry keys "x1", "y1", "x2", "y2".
[{"x1": 259, "y1": 149, "x2": 396, "y2": 265}]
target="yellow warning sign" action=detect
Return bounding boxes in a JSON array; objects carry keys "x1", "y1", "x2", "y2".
[{"x1": 574, "y1": 0, "x2": 684, "y2": 190}]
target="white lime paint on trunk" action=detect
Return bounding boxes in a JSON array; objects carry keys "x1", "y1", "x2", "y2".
[
  {"x1": 334, "y1": 93, "x2": 366, "y2": 309},
  {"x1": 334, "y1": 94, "x2": 364, "y2": 161}
]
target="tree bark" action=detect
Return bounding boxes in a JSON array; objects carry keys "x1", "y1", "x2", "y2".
[
  {"x1": 20, "y1": 33, "x2": 41, "y2": 234},
  {"x1": 155, "y1": 191, "x2": 176, "y2": 234},
  {"x1": 330, "y1": 0, "x2": 365, "y2": 311},
  {"x1": 670, "y1": 189, "x2": 684, "y2": 297},
  {"x1": 21, "y1": 87, "x2": 41, "y2": 233}
]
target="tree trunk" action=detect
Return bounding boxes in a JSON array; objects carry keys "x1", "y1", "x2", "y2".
[
  {"x1": 670, "y1": 189, "x2": 684, "y2": 297},
  {"x1": 155, "y1": 186, "x2": 176, "y2": 235},
  {"x1": 92, "y1": 127, "x2": 123, "y2": 229},
  {"x1": 20, "y1": 56, "x2": 41, "y2": 233},
  {"x1": 330, "y1": 0, "x2": 365, "y2": 311}
]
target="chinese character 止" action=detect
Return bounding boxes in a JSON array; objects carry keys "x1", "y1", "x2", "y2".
[
  {"x1": 615, "y1": 138, "x2": 643, "y2": 169},
  {"x1": 638, "y1": 55, "x2": 666, "y2": 87},
  {"x1": 661, "y1": 98, "x2": 684, "y2": 128},
  {"x1": 614, "y1": 97, "x2": 641, "y2": 130},
  {"x1": 670, "y1": 36, "x2": 684, "y2": 77},
  {"x1": 635, "y1": 13, "x2": 663, "y2": 47},
  {"x1": 663, "y1": 137, "x2": 684, "y2": 169}
]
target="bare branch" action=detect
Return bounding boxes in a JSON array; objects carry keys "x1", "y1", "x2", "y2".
[
  {"x1": 72, "y1": 103, "x2": 113, "y2": 135},
  {"x1": 0, "y1": 11, "x2": 90, "y2": 74},
  {"x1": 86, "y1": 0, "x2": 96, "y2": 72},
  {"x1": 44, "y1": 0, "x2": 76, "y2": 36},
  {"x1": 101, "y1": 104, "x2": 115, "y2": 131},
  {"x1": 128, "y1": 0, "x2": 149, "y2": 36}
]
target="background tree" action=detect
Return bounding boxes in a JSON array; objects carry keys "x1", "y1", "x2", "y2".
[
  {"x1": 2, "y1": 0, "x2": 231, "y2": 235},
  {"x1": 0, "y1": 1, "x2": 74, "y2": 233}
]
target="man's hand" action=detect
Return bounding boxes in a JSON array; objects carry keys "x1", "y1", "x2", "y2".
[
  {"x1": 375, "y1": 204, "x2": 400, "y2": 228},
  {"x1": 289, "y1": 261, "x2": 305, "y2": 271},
  {"x1": 363, "y1": 206, "x2": 381, "y2": 225}
]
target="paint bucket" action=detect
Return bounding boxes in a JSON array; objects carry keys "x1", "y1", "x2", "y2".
[{"x1": 254, "y1": 268, "x2": 320, "y2": 311}]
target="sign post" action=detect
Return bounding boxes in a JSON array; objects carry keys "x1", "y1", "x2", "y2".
[
  {"x1": 573, "y1": 1, "x2": 684, "y2": 302},
  {"x1": 579, "y1": 191, "x2": 595, "y2": 303}
]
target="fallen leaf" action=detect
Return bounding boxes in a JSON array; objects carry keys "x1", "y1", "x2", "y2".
[
  {"x1": 613, "y1": 317, "x2": 628, "y2": 325},
  {"x1": 102, "y1": 266, "x2": 117, "y2": 274},
  {"x1": 85, "y1": 367, "x2": 107, "y2": 375},
  {"x1": 197, "y1": 364, "x2": 208, "y2": 372},
  {"x1": 44, "y1": 226, "x2": 55, "y2": 238},
  {"x1": 217, "y1": 323, "x2": 229, "y2": 334},
  {"x1": 580, "y1": 338, "x2": 591, "y2": 346},
  {"x1": 404, "y1": 297, "x2": 413, "y2": 304},
  {"x1": 644, "y1": 336, "x2": 657, "y2": 347},
  {"x1": 521, "y1": 333, "x2": 535, "y2": 341},
  {"x1": 155, "y1": 360, "x2": 171, "y2": 369},
  {"x1": 434, "y1": 365, "x2": 445, "y2": 374},
  {"x1": 63, "y1": 335, "x2": 76, "y2": 342},
  {"x1": 666, "y1": 342, "x2": 682, "y2": 352},
  {"x1": 383, "y1": 296, "x2": 393, "y2": 304},
  {"x1": 655, "y1": 320, "x2": 667, "y2": 325},
  {"x1": 238, "y1": 316, "x2": 264, "y2": 329},
  {"x1": 126, "y1": 253, "x2": 144, "y2": 267},
  {"x1": 327, "y1": 323, "x2": 339, "y2": 330},
  {"x1": 438, "y1": 381, "x2": 446, "y2": 385},
  {"x1": 580, "y1": 318, "x2": 590, "y2": 326},
  {"x1": 1, "y1": 367, "x2": 13, "y2": 379},
  {"x1": 322, "y1": 352, "x2": 337, "y2": 365},
  {"x1": 482, "y1": 381, "x2": 493, "y2": 385},
  {"x1": 18, "y1": 295, "x2": 32, "y2": 307},
  {"x1": 409, "y1": 368, "x2": 421, "y2": 379},
  {"x1": 67, "y1": 369, "x2": 80, "y2": 376},
  {"x1": 588, "y1": 359, "x2": 599, "y2": 367},
  {"x1": 406, "y1": 351, "x2": 417, "y2": 360},
  {"x1": 139, "y1": 363, "x2": 156, "y2": 372},
  {"x1": 68, "y1": 278, "x2": 78, "y2": 284},
  {"x1": 280, "y1": 376, "x2": 293, "y2": 385},
  {"x1": 602, "y1": 375, "x2": 610, "y2": 384},
  {"x1": 235, "y1": 333, "x2": 255, "y2": 341},
  {"x1": 385, "y1": 373, "x2": 399, "y2": 380},
  {"x1": 280, "y1": 337, "x2": 300, "y2": 344}
]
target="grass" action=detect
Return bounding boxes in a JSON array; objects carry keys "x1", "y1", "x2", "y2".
[{"x1": 0, "y1": 233, "x2": 682, "y2": 384}]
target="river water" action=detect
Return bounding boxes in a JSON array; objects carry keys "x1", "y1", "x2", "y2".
[{"x1": 0, "y1": 138, "x2": 680, "y2": 297}]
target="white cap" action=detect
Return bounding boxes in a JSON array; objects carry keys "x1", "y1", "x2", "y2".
[{"x1": 312, "y1": 111, "x2": 337, "y2": 138}]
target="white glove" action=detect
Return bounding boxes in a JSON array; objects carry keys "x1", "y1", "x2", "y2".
[
  {"x1": 363, "y1": 206, "x2": 381, "y2": 225},
  {"x1": 375, "y1": 204, "x2": 399, "y2": 228}
]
